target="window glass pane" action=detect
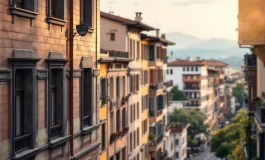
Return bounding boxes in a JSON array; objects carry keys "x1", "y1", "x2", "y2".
[
  {"x1": 15, "y1": 95, "x2": 21, "y2": 136},
  {"x1": 51, "y1": 91, "x2": 55, "y2": 125}
]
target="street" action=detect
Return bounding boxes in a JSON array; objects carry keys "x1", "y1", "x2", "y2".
[{"x1": 190, "y1": 146, "x2": 221, "y2": 160}]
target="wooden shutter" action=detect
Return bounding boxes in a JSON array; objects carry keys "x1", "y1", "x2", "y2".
[
  {"x1": 130, "y1": 133, "x2": 132, "y2": 152},
  {"x1": 137, "y1": 102, "x2": 139, "y2": 119},
  {"x1": 130, "y1": 105, "x2": 133, "y2": 123},
  {"x1": 137, "y1": 128, "x2": 139, "y2": 146},
  {"x1": 85, "y1": 0, "x2": 93, "y2": 27}
]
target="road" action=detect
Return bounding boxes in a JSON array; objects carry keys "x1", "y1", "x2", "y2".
[{"x1": 190, "y1": 146, "x2": 222, "y2": 160}]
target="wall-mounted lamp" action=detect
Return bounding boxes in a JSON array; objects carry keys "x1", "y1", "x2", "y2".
[{"x1": 73, "y1": 24, "x2": 90, "y2": 37}]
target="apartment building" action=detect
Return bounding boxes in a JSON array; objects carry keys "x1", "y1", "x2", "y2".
[
  {"x1": 141, "y1": 33, "x2": 174, "y2": 160},
  {"x1": 166, "y1": 123, "x2": 189, "y2": 160},
  {"x1": 0, "y1": 0, "x2": 101, "y2": 160},
  {"x1": 99, "y1": 49, "x2": 132, "y2": 160},
  {"x1": 100, "y1": 11, "x2": 155, "y2": 160}
]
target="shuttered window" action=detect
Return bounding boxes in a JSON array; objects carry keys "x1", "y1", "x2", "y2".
[
  {"x1": 51, "y1": 0, "x2": 64, "y2": 19},
  {"x1": 149, "y1": 45, "x2": 154, "y2": 61},
  {"x1": 80, "y1": 0, "x2": 93, "y2": 27},
  {"x1": 15, "y1": 0, "x2": 35, "y2": 11}
]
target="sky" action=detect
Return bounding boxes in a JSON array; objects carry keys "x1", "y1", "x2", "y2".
[{"x1": 100, "y1": 0, "x2": 238, "y2": 40}]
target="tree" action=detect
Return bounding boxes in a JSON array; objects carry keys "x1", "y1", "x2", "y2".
[
  {"x1": 211, "y1": 110, "x2": 253, "y2": 160},
  {"x1": 232, "y1": 83, "x2": 245, "y2": 108},
  {"x1": 169, "y1": 108, "x2": 209, "y2": 144},
  {"x1": 170, "y1": 85, "x2": 186, "y2": 100}
]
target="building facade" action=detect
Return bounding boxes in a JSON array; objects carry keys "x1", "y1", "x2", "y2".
[{"x1": 0, "y1": 0, "x2": 101, "y2": 160}]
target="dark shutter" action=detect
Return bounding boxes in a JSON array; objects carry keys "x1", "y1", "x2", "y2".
[{"x1": 24, "y1": 0, "x2": 35, "y2": 11}]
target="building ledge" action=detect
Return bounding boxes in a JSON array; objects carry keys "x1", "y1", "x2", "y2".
[
  {"x1": 47, "y1": 17, "x2": 67, "y2": 26},
  {"x1": 12, "y1": 147, "x2": 41, "y2": 160},
  {"x1": 49, "y1": 135, "x2": 71, "y2": 149},
  {"x1": 10, "y1": 7, "x2": 38, "y2": 19},
  {"x1": 81, "y1": 123, "x2": 101, "y2": 136}
]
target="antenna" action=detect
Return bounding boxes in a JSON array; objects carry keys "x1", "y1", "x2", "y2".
[{"x1": 109, "y1": 0, "x2": 116, "y2": 14}]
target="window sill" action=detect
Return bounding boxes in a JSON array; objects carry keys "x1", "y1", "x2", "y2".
[
  {"x1": 10, "y1": 7, "x2": 38, "y2": 19},
  {"x1": 47, "y1": 17, "x2": 67, "y2": 26},
  {"x1": 12, "y1": 147, "x2": 41, "y2": 160},
  {"x1": 81, "y1": 123, "x2": 101, "y2": 135},
  {"x1": 49, "y1": 135, "x2": 71, "y2": 149}
]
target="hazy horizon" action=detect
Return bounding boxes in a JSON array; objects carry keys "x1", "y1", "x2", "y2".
[{"x1": 100, "y1": 0, "x2": 238, "y2": 40}]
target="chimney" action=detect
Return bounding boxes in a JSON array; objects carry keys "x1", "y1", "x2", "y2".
[
  {"x1": 135, "y1": 12, "x2": 142, "y2": 23},
  {"x1": 197, "y1": 57, "x2": 200, "y2": 61},
  {"x1": 161, "y1": 34, "x2": 166, "y2": 39},
  {"x1": 156, "y1": 29, "x2": 160, "y2": 37},
  {"x1": 187, "y1": 57, "x2": 193, "y2": 61}
]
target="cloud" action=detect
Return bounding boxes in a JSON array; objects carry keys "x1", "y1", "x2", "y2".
[{"x1": 172, "y1": 0, "x2": 219, "y2": 6}]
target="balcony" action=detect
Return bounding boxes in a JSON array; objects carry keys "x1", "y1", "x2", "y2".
[
  {"x1": 188, "y1": 96, "x2": 200, "y2": 100},
  {"x1": 244, "y1": 54, "x2": 257, "y2": 67},
  {"x1": 164, "y1": 80, "x2": 173, "y2": 88},
  {"x1": 109, "y1": 51, "x2": 129, "y2": 58},
  {"x1": 183, "y1": 103, "x2": 201, "y2": 107},
  {"x1": 149, "y1": 82, "x2": 164, "y2": 91},
  {"x1": 255, "y1": 107, "x2": 265, "y2": 124},
  {"x1": 15, "y1": 134, "x2": 31, "y2": 153},
  {"x1": 51, "y1": 124, "x2": 62, "y2": 140},
  {"x1": 183, "y1": 87, "x2": 200, "y2": 91}
]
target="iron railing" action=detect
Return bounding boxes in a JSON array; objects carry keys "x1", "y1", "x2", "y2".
[
  {"x1": 184, "y1": 87, "x2": 200, "y2": 90},
  {"x1": 51, "y1": 124, "x2": 62, "y2": 140},
  {"x1": 109, "y1": 51, "x2": 129, "y2": 58},
  {"x1": 256, "y1": 107, "x2": 265, "y2": 123},
  {"x1": 149, "y1": 82, "x2": 164, "y2": 91},
  {"x1": 15, "y1": 134, "x2": 31, "y2": 153}
]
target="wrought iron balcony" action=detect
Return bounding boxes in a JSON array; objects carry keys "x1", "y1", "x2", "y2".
[
  {"x1": 183, "y1": 103, "x2": 201, "y2": 107},
  {"x1": 109, "y1": 51, "x2": 129, "y2": 58},
  {"x1": 51, "y1": 124, "x2": 62, "y2": 140},
  {"x1": 149, "y1": 82, "x2": 164, "y2": 91},
  {"x1": 244, "y1": 54, "x2": 257, "y2": 67},
  {"x1": 184, "y1": 87, "x2": 200, "y2": 90},
  {"x1": 256, "y1": 107, "x2": 265, "y2": 124},
  {"x1": 156, "y1": 134, "x2": 163, "y2": 145},
  {"x1": 164, "y1": 80, "x2": 173, "y2": 88},
  {"x1": 15, "y1": 134, "x2": 31, "y2": 153}
]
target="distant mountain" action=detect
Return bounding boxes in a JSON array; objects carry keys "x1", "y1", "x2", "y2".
[{"x1": 166, "y1": 32, "x2": 249, "y2": 69}]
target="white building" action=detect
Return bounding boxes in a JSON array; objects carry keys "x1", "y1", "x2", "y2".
[{"x1": 166, "y1": 123, "x2": 190, "y2": 160}]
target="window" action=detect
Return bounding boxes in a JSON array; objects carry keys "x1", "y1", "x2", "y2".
[
  {"x1": 167, "y1": 69, "x2": 169, "y2": 75},
  {"x1": 137, "y1": 102, "x2": 139, "y2": 119},
  {"x1": 50, "y1": 0, "x2": 64, "y2": 19},
  {"x1": 137, "y1": 154, "x2": 139, "y2": 160},
  {"x1": 133, "y1": 104, "x2": 136, "y2": 121},
  {"x1": 170, "y1": 69, "x2": 173, "y2": 75},
  {"x1": 176, "y1": 152, "x2": 179, "y2": 159},
  {"x1": 175, "y1": 139, "x2": 179, "y2": 145},
  {"x1": 116, "y1": 110, "x2": 120, "y2": 131},
  {"x1": 171, "y1": 142, "x2": 173, "y2": 151},
  {"x1": 187, "y1": 67, "x2": 190, "y2": 71},
  {"x1": 122, "y1": 108, "x2": 126, "y2": 128},
  {"x1": 110, "y1": 33, "x2": 115, "y2": 41},
  {"x1": 134, "y1": 131, "x2": 136, "y2": 149},
  {"x1": 130, "y1": 39, "x2": 133, "y2": 58},
  {"x1": 130, "y1": 133, "x2": 133, "y2": 152},
  {"x1": 183, "y1": 67, "x2": 185, "y2": 71},
  {"x1": 116, "y1": 77, "x2": 120, "y2": 98},
  {"x1": 80, "y1": 0, "x2": 93, "y2": 27},
  {"x1": 14, "y1": 0, "x2": 35, "y2": 11},
  {"x1": 110, "y1": 77, "x2": 114, "y2": 99},
  {"x1": 83, "y1": 68, "x2": 93, "y2": 127},
  {"x1": 101, "y1": 78, "x2": 108, "y2": 106},
  {"x1": 137, "y1": 127, "x2": 139, "y2": 146},
  {"x1": 15, "y1": 70, "x2": 33, "y2": 139},
  {"x1": 110, "y1": 113, "x2": 114, "y2": 133},
  {"x1": 130, "y1": 105, "x2": 133, "y2": 123},
  {"x1": 149, "y1": 45, "x2": 155, "y2": 61},
  {"x1": 110, "y1": 157, "x2": 114, "y2": 160},
  {"x1": 122, "y1": 76, "x2": 126, "y2": 96},
  {"x1": 137, "y1": 41, "x2": 140, "y2": 59},
  {"x1": 195, "y1": 67, "x2": 198, "y2": 71},
  {"x1": 101, "y1": 123, "x2": 106, "y2": 150},
  {"x1": 122, "y1": 148, "x2": 126, "y2": 160},
  {"x1": 191, "y1": 67, "x2": 194, "y2": 71},
  {"x1": 116, "y1": 152, "x2": 120, "y2": 160},
  {"x1": 133, "y1": 40, "x2": 136, "y2": 59}
]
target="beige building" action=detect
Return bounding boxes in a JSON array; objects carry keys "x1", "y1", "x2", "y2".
[
  {"x1": 0, "y1": 0, "x2": 101, "y2": 160},
  {"x1": 100, "y1": 11, "x2": 155, "y2": 160}
]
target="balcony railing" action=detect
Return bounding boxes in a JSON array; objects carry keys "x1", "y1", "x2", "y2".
[
  {"x1": 161, "y1": 150, "x2": 168, "y2": 160},
  {"x1": 244, "y1": 54, "x2": 257, "y2": 67},
  {"x1": 184, "y1": 103, "x2": 201, "y2": 107},
  {"x1": 156, "y1": 134, "x2": 163, "y2": 145},
  {"x1": 256, "y1": 107, "x2": 265, "y2": 123},
  {"x1": 188, "y1": 96, "x2": 200, "y2": 99},
  {"x1": 109, "y1": 51, "x2": 129, "y2": 58},
  {"x1": 184, "y1": 87, "x2": 200, "y2": 90},
  {"x1": 51, "y1": 124, "x2": 62, "y2": 140},
  {"x1": 149, "y1": 82, "x2": 164, "y2": 91},
  {"x1": 164, "y1": 80, "x2": 173, "y2": 88},
  {"x1": 15, "y1": 134, "x2": 31, "y2": 153}
]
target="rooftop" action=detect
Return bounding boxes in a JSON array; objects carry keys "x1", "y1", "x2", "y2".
[
  {"x1": 141, "y1": 34, "x2": 175, "y2": 45},
  {"x1": 100, "y1": 11, "x2": 155, "y2": 31},
  {"x1": 167, "y1": 59, "x2": 204, "y2": 67}
]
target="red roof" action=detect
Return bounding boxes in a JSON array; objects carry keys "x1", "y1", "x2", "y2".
[
  {"x1": 167, "y1": 59, "x2": 204, "y2": 67},
  {"x1": 199, "y1": 60, "x2": 229, "y2": 67},
  {"x1": 100, "y1": 11, "x2": 155, "y2": 31}
]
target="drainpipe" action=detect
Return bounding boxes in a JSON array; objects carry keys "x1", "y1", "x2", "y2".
[
  {"x1": 69, "y1": 0, "x2": 74, "y2": 157},
  {"x1": 95, "y1": 0, "x2": 99, "y2": 159}
]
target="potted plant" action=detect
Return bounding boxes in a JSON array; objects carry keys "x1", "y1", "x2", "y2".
[
  {"x1": 254, "y1": 92, "x2": 265, "y2": 107},
  {"x1": 123, "y1": 126, "x2": 129, "y2": 133},
  {"x1": 148, "y1": 133, "x2": 156, "y2": 144},
  {"x1": 111, "y1": 132, "x2": 118, "y2": 142},
  {"x1": 117, "y1": 130, "x2": 124, "y2": 137}
]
